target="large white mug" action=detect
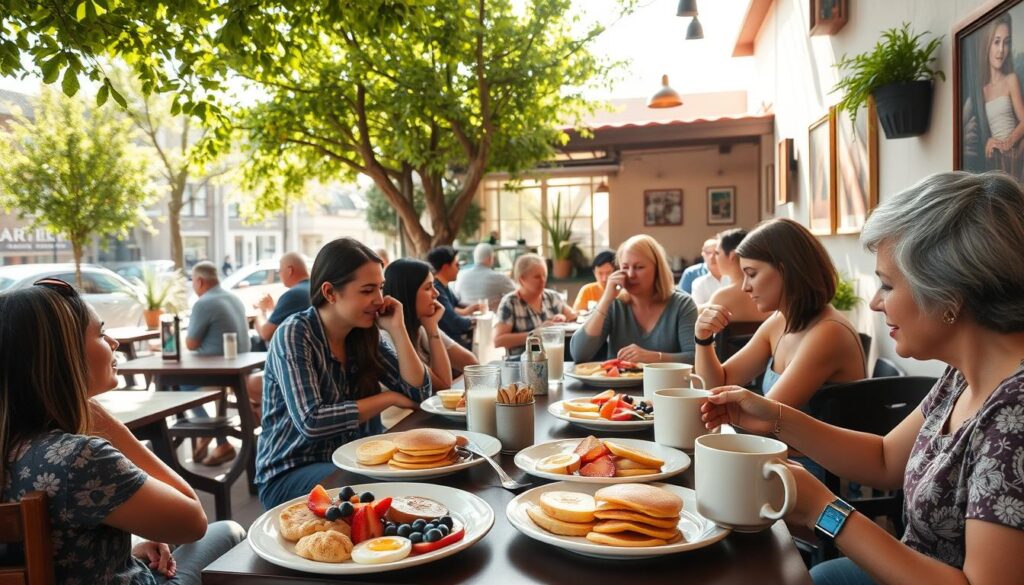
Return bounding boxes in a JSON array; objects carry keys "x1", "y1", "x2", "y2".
[
  {"x1": 653, "y1": 388, "x2": 717, "y2": 450},
  {"x1": 643, "y1": 363, "x2": 705, "y2": 400},
  {"x1": 694, "y1": 434, "x2": 796, "y2": 532}
]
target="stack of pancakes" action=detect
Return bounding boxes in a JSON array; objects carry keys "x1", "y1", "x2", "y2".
[
  {"x1": 388, "y1": 429, "x2": 460, "y2": 470},
  {"x1": 587, "y1": 484, "x2": 683, "y2": 546}
]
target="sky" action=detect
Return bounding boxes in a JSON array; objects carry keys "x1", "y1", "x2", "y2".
[{"x1": 1, "y1": 0, "x2": 753, "y2": 102}]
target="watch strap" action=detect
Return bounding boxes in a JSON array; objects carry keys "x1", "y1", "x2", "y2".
[
  {"x1": 694, "y1": 334, "x2": 715, "y2": 346},
  {"x1": 814, "y1": 498, "x2": 854, "y2": 542}
]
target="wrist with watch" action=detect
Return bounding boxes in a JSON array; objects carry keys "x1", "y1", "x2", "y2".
[{"x1": 814, "y1": 498, "x2": 855, "y2": 542}]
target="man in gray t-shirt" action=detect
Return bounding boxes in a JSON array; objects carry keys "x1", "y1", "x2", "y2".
[{"x1": 452, "y1": 243, "x2": 515, "y2": 312}]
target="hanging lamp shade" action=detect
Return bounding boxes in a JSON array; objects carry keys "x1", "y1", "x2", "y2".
[
  {"x1": 686, "y1": 16, "x2": 704, "y2": 40},
  {"x1": 595, "y1": 181, "x2": 609, "y2": 194},
  {"x1": 677, "y1": 0, "x2": 698, "y2": 17},
  {"x1": 647, "y1": 75, "x2": 683, "y2": 109}
]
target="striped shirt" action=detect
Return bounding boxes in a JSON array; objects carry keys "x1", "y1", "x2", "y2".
[{"x1": 254, "y1": 306, "x2": 431, "y2": 487}]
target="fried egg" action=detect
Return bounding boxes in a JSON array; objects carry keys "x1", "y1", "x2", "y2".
[{"x1": 350, "y1": 536, "x2": 412, "y2": 564}]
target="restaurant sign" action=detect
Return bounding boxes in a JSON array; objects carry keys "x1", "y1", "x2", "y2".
[{"x1": 0, "y1": 227, "x2": 70, "y2": 252}]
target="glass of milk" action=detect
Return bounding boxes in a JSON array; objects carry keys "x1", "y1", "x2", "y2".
[
  {"x1": 464, "y1": 364, "x2": 501, "y2": 436},
  {"x1": 540, "y1": 326, "x2": 565, "y2": 388}
]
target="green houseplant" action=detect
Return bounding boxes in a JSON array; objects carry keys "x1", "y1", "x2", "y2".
[
  {"x1": 833, "y1": 23, "x2": 945, "y2": 138},
  {"x1": 533, "y1": 193, "x2": 584, "y2": 279},
  {"x1": 831, "y1": 274, "x2": 860, "y2": 312},
  {"x1": 133, "y1": 268, "x2": 186, "y2": 329}
]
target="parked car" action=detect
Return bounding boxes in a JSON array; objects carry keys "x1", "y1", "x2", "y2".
[
  {"x1": 0, "y1": 263, "x2": 144, "y2": 328},
  {"x1": 106, "y1": 260, "x2": 177, "y2": 282},
  {"x1": 187, "y1": 259, "x2": 284, "y2": 310}
]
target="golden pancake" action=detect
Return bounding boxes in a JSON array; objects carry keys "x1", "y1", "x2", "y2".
[
  {"x1": 603, "y1": 441, "x2": 664, "y2": 469},
  {"x1": 356, "y1": 439, "x2": 397, "y2": 465},
  {"x1": 538, "y1": 491, "x2": 596, "y2": 523},
  {"x1": 593, "y1": 508, "x2": 680, "y2": 529},
  {"x1": 585, "y1": 530, "x2": 682, "y2": 547},
  {"x1": 278, "y1": 502, "x2": 352, "y2": 542},
  {"x1": 526, "y1": 505, "x2": 595, "y2": 537},
  {"x1": 593, "y1": 484, "x2": 683, "y2": 519},
  {"x1": 294, "y1": 530, "x2": 354, "y2": 562},
  {"x1": 393, "y1": 428, "x2": 457, "y2": 455},
  {"x1": 387, "y1": 452, "x2": 459, "y2": 469},
  {"x1": 391, "y1": 448, "x2": 454, "y2": 464},
  {"x1": 592, "y1": 519, "x2": 680, "y2": 540}
]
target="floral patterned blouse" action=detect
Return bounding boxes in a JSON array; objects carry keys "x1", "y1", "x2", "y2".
[
  {"x1": 2, "y1": 430, "x2": 152, "y2": 585},
  {"x1": 902, "y1": 364, "x2": 1024, "y2": 567}
]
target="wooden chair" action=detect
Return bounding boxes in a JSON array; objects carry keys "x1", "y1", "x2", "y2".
[
  {"x1": 714, "y1": 321, "x2": 762, "y2": 362},
  {"x1": 0, "y1": 492, "x2": 54, "y2": 585},
  {"x1": 798, "y1": 376, "x2": 937, "y2": 563},
  {"x1": 872, "y1": 357, "x2": 907, "y2": 378}
]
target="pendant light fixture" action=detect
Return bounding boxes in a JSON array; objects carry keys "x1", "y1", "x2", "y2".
[
  {"x1": 686, "y1": 15, "x2": 704, "y2": 40},
  {"x1": 676, "y1": 0, "x2": 698, "y2": 17},
  {"x1": 647, "y1": 74, "x2": 682, "y2": 109},
  {"x1": 595, "y1": 180, "x2": 609, "y2": 194}
]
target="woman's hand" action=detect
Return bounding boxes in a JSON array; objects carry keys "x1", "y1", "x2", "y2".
[
  {"x1": 785, "y1": 462, "x2": 836, "y2": 530},
  {"x1": 616, "y1": 344, "x2": 656, "y2": 363},
  {"x1": 986, "y1": 137, "x2": 1002, "y2": 157},
  {"x1": 700, "y1": 385, "x2": 779, "y2": 435},
  {"x1": 421, "y1": 300, "x2": 445, "y2": 332},
  {"x1": 601, "y1": 270, "x2": 627, "y2": 302},
  {"x1": 695, "y1": 304, "x2": 731, "y2": 339},
  {"x1": 132, "y1": 541, "x2": 176, "y2": 577},
  {"x1": 374, "y1": 296, "x2": 406, "y2": 335}
]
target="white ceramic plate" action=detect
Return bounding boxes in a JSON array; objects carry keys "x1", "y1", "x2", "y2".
[
  {"x1": 548, "y1": 399, "x2": 654, "y2": 432},
  {"x1": 506, "y1": 481, "x2": 729, "y2": 560},
  {"x1": 421, "y1": 395, "x2": 466, "y2": 422},
  {"x1": 249, "y1": 482, "x2": 493, "y2": 574},
  {"x1": 332, "y1": 430, "x2": 501, "y2": 480},
  {"x1": 514, "y1": 438, "x2": 689, "y2": 484},
  {"x1": 564, "y1": 362, "x2": 644, "y2": 388}
]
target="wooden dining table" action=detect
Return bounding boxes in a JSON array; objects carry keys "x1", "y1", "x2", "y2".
[
  {"x1": 202, "y1": 370, "x2": 812, "y2": 585},
  {"x1": 96, "y1": 389, "x2": 223, "y2": 430},
  {"x1": 117, "y1": 352, "x2": 267, "y2": 520}
]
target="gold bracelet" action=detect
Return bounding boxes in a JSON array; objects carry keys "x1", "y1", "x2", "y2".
[
  {"x1": 772, "y1": 401, "x2": 783, "y2": 436},
  {"x1": 658, "y1": 351, "x2": 663, "y2": 361}
]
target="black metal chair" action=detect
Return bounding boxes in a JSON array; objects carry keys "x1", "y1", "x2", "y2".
[{"x1": 872, "y1": 357, "x2": 907, "y2": 378}]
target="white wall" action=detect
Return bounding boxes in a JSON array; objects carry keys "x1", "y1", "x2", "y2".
[{"x1": 751, "y1": 0, "x2": 991, "y2": 377}]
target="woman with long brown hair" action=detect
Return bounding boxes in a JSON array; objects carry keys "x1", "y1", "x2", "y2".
[
  {"x1": 255, "y1": 237, "x2": 430, "y2": 509},
  {"x1": 0, "y1": 280, "x2": 243, "y2": 585}
]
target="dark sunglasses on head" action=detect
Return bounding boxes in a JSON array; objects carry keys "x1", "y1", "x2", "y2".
[{"x1": 33, "y1": 278, "x2": 76, "y2": 297}]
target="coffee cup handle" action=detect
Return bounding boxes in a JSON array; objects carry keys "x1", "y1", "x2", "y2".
[
  {"x1": 759, "y1": 460, "x2": 796, "y2": 520},
  {"x1": 689, "y1": 373, "x2": 706, "y2": 390}
]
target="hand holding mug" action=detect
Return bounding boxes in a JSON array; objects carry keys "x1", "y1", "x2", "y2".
[
  {"x1": 695, "y1": 304, "x2": 731, "y2": 339},
  {"x1": 784, "y1": 462, "x2": 837, "y2": 529},
  {"x1": 700, "y1": 385, "x2": 780, "y2": 435}
]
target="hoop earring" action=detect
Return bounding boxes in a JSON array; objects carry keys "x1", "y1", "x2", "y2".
[{"x1": 943, "y1": 309, "x2": 958, "y2": 325}]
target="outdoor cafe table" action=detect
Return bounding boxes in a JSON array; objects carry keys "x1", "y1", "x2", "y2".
[
  {"x1": 118, "y1": 352, "x2": 267, "y2": 520},
  {"x1": 96, "y1": 389, "x2": 222, "y2": 430},
  {"x1": 202, "y1": 370, "x2": 812, "y2": 585}
]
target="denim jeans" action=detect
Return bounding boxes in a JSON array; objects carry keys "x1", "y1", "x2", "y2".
[
  {"x1": 258, "y1": 462, "x2": 339, "y2": 510},
  {"x1": 153, "y1": 520, "x2": 246, "y2": 584},
  {"x1": 810, "y1": 557, "x2": 875, "y2": 585}
]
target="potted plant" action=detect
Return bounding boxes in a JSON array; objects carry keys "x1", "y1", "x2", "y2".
[
  {"x1": 833, "y1": 23, "x2": 945, "y2": 138},
  {"x1": 533, "y1": 193, "x2": 584, "y2": 280},
  {"x1": 831, "y1": 274, "x2": 861, "y2": 323},
  {"x1": 133, "y1": 268, "x2": 186, "y2": 329}
]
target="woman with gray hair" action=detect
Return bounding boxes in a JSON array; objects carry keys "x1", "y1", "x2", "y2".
[
  {"x1": 700, "y1": 171, "x2": 1024, "y2": 584},
  {"x1": 494, "y1": 254, "x2": 577, "y2": 357}
]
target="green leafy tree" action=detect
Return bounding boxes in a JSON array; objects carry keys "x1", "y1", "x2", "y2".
[
  {"x1": 365, "y1": 185, "x2": 482, "y2": 244},
  {"x1": 0, "y1": 88, "x2": 154, "y2": 286}
]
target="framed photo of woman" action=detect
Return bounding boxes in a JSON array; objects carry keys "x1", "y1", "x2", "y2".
[
  {"x1": 955, "y1": 0, "x2": 1024, "y2": 183},
  {"x1": 834, "y1": 103, "x2": 879, "y2": 234},
  {"x1": 808, "y1": 113, "x2": 836, "y2": 235}
]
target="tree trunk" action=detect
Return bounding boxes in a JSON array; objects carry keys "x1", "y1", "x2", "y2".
[
  {"x1": 71, "y1": 240, "x2": 84, "y2": 289},
  {"x1": 168, "y1": 179, "x2": 186, "y2": 270}
]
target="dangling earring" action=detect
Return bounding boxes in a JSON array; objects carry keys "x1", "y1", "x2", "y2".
[{"x1": 943, "y1": 309, "x2": 958, "y2": 325}]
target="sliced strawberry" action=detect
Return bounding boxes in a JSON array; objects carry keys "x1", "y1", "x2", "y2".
[
  {"x1": 617, "y1": 360, "x2": 637, "y2": 370},
  {"x1": 604, "y1": 367, "x2": 620, "y2": 378},
  {"x1": 589, "y1": 389, "x2": 616, "y2": 404},
  {"x1": 306, "y1": 484, "x2": 332, "y2": 518},
  {"x1": 372, "y1": 496, "x2": 393, "y2": 517},
  {"x1": 579, "y1": 454, "x2": 616, "y2": 477},
  {"x1": 365, "y1": 501, "x2": 384, "y2": 539},
  {"x1": 350, "y1": 505, "x2": 369, "y2": 544},
  {"x1": 600, "y1": 358, "x2": 622, "y2": 368},
  {"x1": 411, "y1": 527, "x2": 465, "y2": 555},
  {"x1": 599, "y1": 395, "x2": 620, "y2": 419},
  {"x1": 574, "y1": 435, "x2": 601, "y2": 458},
  {"x1": 610, "y1": 407, "x2": 641, "y2": 421}
]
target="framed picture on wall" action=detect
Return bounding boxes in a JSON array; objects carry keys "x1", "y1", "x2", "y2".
[
  {"x1": 809, "y1": 0, "x2": 848, "y2": 36},
  {"x1": 834, "y1": 102, "x2": 879, "y2": 234},
  {"x1": 954, "y1": 0, "x2": 1024, "y2": 184},
  {"x1": 643, "y1": 189, "x2": 683, "y2": 226},
  {"x1": 764, "y1": 163, "x2": 775, "y2": 219},
  {"x1": 777, "y1": 138, "x2": 794, "y2": 205},
  {"x1": 808, "y1": 113, "x2": 836, "y2": 235},
  {"x1": 707, "y1": 187, "x2": 736, "y2": 225}
]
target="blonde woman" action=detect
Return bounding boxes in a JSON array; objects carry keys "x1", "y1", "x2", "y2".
[
  {"x1": 494, "y1": 254, "x2": 577, "y2": 357},
  {"x1": 571, "y1": 235, "x2": 698, "y2": 363}
]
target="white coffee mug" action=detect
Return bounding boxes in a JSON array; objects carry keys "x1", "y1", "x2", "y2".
[
  {"x1": 653, "y1": 388, "x2": 717, "y2": 450},
  {"x1": 694, "y1": 434, "x2": 796, "y2": 532},
  {"x1": 643, "y1": 363, "x2": 705, "y2": 400}
]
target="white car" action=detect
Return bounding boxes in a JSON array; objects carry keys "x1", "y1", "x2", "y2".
[
  {"x1": 0, "y1": 263, "x2": 144, "y2": 328},
  {"x1": 187, "y1": 259, "x2": 288, "y2": 311}
]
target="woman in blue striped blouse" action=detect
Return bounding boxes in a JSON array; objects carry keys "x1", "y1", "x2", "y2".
[{"x1": 255, "y1": 238, "x2": 431, "y2": 509}]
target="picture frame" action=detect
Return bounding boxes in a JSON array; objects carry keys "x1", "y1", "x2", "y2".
[
  {"x1": 809, "y1": 0, "x2": 848, "y2": 36},
  {"x1": 643, "y1": 189, "x2": 683, "y2": 226},
  {"x1": 707, "y1": 186, "x2": 736, "y2": 225},
  {"x1": 764, "y1": 163, "x2": 775, "y2": 219},
  {"x1": 954, "y1": 0, "x2": 1024, "y2": 183},
  {"x1": 808, "y1": 113, "x2": 836, "y2": 235},
  {"x1": 834, "y1": 102, "x2": 879, "y2": 234},
  {"x1": 777, "y1": 138, "x2": 794, "y2": 205}
]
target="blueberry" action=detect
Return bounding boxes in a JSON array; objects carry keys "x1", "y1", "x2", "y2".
[
  {"x1": 425, "y1": 528, "x2": 442, "y2": 542},
  {"x1": 359, "y1": 491, "x2": 375, "y2": 503},
  {"x1": 324, "y1": 506, "x2": 341, "y2": 521},
  {"x1": 338, "y1": 486, "x2": 355, "y2": 501},
  {"x1": 411, "y1": 519, "x2": 426, "y2": 531},
  {"x1": 437, "y1": 524, "x2": 450, "y2": 536},
  {"x1": 337, "y1": 502, "x2": 354, "y2": 517},
  {"x1": 438, "y1": 516, "x2": 454, "y2": 528},
  {"x1": 622, "y1": 394, "x2": 633, "y2": 404},
  {"x1": 397, "y1": 524, "x2": 412, "y2": 538},
  {"x1": 409, "y1": 531, "x2": 424, "y2": 544},
  {"x1": 424, "y1": 523, "x2": 437, "y2": 532},
  {"x1": 384, "y1": 524, "x2": 397, "y2": 536}
]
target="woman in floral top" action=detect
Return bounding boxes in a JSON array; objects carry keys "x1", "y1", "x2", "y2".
[
  {"x1": 700, "y1": 171, "x2": 1024, "y2": 584},
  {"x1": 0, "y1": 280, "x2": 244, "y2": 584}
]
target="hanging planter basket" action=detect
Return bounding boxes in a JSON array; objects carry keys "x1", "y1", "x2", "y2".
[{"x1": 872, "y1": 80, "x2": 934, "y2": 139}]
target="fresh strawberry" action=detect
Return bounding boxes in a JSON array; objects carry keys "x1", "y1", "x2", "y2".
[
  {"x1": 350, "y1": 505, "x2": 369, "y2": 544},
  {"x1": 589, "y1": 389, "x2": 615, "y2": 404},
  {"x1": 411, "y1": 527, "x2": 465, "y2": 555},
  {"x1": 573, "y1": 435, "x2": 602, "y2": 459},
  {"x1": 365, "y1": 501, "x2": 384, "y2": 540},
  {"x1": 306, "y1": 484, "x2": 332, "y2": 518},
  {"x1": 372, "y1": 496, "x2": 393, "y2": 517},
  {"x1": 579, "y1": 454, "x2": 616, "y2": 477},
  {"x1": 610, "y1": 407, "x2": 641, "y2": 421},
  {"x1": 599, "y1": 394, "x2": 620, "y2": 419},
  {"x1": 604, "y1": 367, "x2": 620, "y2": 378},
  {"x1": 617, "y1": 360, "x2": 637, "y2": 370},
  {"x1": 600, "y1": 358, "x2": 622, "y2": 368}
]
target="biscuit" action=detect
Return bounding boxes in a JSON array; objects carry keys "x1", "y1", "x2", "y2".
[
  {"x1": 526, "y1": 505, "x2": 595, "y2": 537},
  {"x1": 592, "y1": 519, "x2": 681, "y2": 540},
  {"x1": 585, "y1": 530, "x2": 679, "y2": 547},
  {"x1": 593, "y1": 509, "x2": 680, "y2": 529},
  {"x1": 294, "y1": 530, "x2": 354, "y2": 562},
  {"x1": 278, "y1": 502, "x2": 352, "y2": 542},
  {"x1": 356, "y1": 440, "x2": 397, "y2": 466}
]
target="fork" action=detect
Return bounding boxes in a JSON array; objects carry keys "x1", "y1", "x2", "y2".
[{"x1": 459, "y1": 442, "x2": 532, "y2": 491}]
